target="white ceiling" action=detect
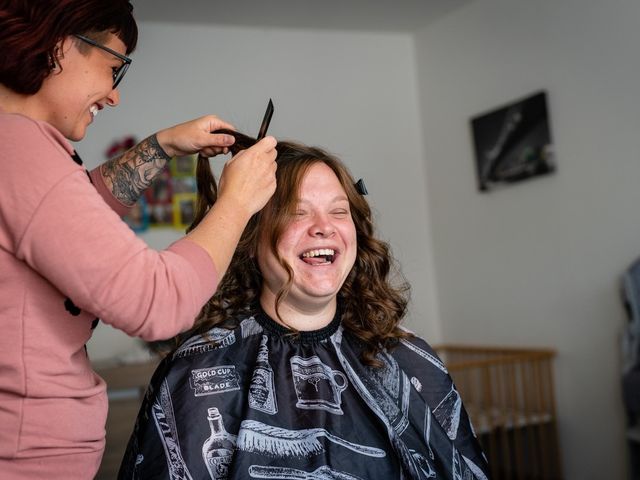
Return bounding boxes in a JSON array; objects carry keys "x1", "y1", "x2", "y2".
[{"x1": 132, "y1": 0, "x2": 471, "y2": 33}]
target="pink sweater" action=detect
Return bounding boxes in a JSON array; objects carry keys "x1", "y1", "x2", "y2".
[{"x1": 0, "y1": 110, "x2": 219, "y2": 479}]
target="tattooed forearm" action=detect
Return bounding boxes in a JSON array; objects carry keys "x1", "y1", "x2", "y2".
[{"x1": 100, "y1": 134, "x2": 172, "y2": 206}]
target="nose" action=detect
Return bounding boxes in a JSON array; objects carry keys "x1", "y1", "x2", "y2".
[
  {"x1": 309, "y1": 214, "x2": 335, "y2": 238},
  {"x1": 105, "y1": 88, "x2": 120, "y2": 107}
]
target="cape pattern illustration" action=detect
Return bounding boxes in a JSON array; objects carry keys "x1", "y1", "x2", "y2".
[{"x1": 118, "y1": 307, "x2": 490, "y2": 479}]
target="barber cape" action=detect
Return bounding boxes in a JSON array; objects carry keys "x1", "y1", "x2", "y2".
[{"x1": 118, "y1": 307, "x2": 489, "y2": 479}]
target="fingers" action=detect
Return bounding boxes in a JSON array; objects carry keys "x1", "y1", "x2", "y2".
[
  {"x1": 199, "y1": 146, "x2": 229, "y2": 157},
  {"x1": 253, "y1": 135, "x2": 277, "y2": 152},
  {"x1": 225, "y1": 136, "x2": 277, "y2": 168},
  {"x1": 217, "y1": 136, "x2": 278, "y2": 216},
  {"x1": 195, "y1": 115, "x2": 236, "y2": 154},
  {"x1": 157, "y1": 114, "x2": 274, "y2": 161},
  {"x1": 204, "y1": 115, "x2": 235, "y2": 134},
  {"x1": 200, "y1": 132, "x2": 235, "y2": 155}
]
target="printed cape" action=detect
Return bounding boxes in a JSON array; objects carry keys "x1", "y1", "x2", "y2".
[{"x1": 118, "y1": 307, "x2": 490, "y2": 479}]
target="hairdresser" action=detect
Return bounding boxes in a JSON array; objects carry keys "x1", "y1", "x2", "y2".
[{"x1": 0, "y1": 1, "x2": 277, "y2": 478}]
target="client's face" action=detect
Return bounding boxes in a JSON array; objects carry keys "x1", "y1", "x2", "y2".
[{"x1": 257, "y1": 162, "x2": 357, "y2": 312}]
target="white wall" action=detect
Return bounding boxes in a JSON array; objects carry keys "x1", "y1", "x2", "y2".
[
  {"x1": 84, "y1": 23, "x2": 440, "y2": 361},
  {"x1": 415, "y1": 0, "x2": 639, "y2": 477}
]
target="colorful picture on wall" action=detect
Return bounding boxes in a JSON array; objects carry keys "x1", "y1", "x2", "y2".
[
  {"x1": 470, "y1": 91, "x2": 555, "y2": 192},
  {"x1": 173, "y1": 193, "x2": 197, "y2": 230},
  {"x1": 114, "y1": 147, "x2": 199, "y2": 232},
  {"x1": 172, "y1": 154, "x2": 197, "y2": 177},
  {"x1": 145, "y1": 168, "x2": 174, "y2": 227},
  {"x1": 123, "y1": 196, "x2": 149, "y2": 233}
]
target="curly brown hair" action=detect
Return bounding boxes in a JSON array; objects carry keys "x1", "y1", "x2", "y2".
[{"x1": 155, "y1": 130, "x2": 411, "y2": 366}]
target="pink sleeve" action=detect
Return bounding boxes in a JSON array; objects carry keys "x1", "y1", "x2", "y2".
[{"x1": 17, "y1": 170, "x2": 218, "y2": 341}]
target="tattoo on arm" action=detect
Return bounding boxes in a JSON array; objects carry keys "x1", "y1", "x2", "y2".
[{"x1": 100, "y1": 134, "x2": 172, "y2": 206}]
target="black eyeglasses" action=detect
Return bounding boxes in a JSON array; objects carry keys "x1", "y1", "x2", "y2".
[{"x1": 74, "y1": 34, "x2": 132, "y2": 89}]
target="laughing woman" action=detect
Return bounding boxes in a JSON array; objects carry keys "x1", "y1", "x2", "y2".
[{"x1": 119, "y1": 134, "x2": 490, "y2": 479}]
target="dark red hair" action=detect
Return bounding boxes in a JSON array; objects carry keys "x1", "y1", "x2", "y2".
[{"x1": 0, "y1": 0, "x2": 137, "y2": 94}]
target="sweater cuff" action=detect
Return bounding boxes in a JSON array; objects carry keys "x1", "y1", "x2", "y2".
[
  {"x1": 88, "y1": 167, "x2": 131, "y2": 217},
  {"x1": 167, "y1": 238, "x2": 219, "y2": 302}
]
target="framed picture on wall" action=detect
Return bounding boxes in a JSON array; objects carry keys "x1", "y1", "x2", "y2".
[
  {"x1": 145, "y1": 167, "x2": 174, "y2": 227},
  {"x1": 123, "y1": 196, "x2": 149, "y2": 233},
  {"x1": 173, "y1": 193, "x2": 197, "y2": 231},
  {"x1": 171, "y1": 153, "x2": 197, "y2": 177},
  {"x1": 470, "y1": 90, "x2": 555, "y2": 192}
]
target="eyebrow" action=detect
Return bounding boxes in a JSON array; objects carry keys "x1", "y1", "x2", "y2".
[{"x1": 297, "y1": 195, "x2": 349, "y2": 205}]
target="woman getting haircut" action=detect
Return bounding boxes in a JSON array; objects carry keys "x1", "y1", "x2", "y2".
[
  {"x1": 118, "y1": 132, "x2": 490, "y2": 479},
  {"x1": 0, "y1": 1, "x2": 276, "y2": 478}
]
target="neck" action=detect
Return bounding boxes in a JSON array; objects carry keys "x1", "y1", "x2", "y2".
[
  {"x1": 0, "y1": 84, "x2": 44, "y2": 120},
  {"x1": 259, "y1": 290, "x2": 337, "y2": 332}
]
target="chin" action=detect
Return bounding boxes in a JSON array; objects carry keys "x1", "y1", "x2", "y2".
[
  {"x1": 297, "y1": 285, "x2": 343, "y2": 302},
  {"x1": 75, "y1": 128, "x2": 88, "y2": 141},
  {"x1": 67, "y1": 121, "x2": 89, "y2": 142},
  {"x1": 66, "y1": 130, "x2": 85, "y2": 142}
]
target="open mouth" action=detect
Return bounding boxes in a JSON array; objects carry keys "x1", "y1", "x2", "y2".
[
  {"x1": 300, "y1": 248, "x2": 335, "y2": 265},
  {"x1": 89, "y1": 105, "x2": 99, "y2": 118}
]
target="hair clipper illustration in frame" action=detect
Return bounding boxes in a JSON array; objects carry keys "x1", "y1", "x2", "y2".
[{"x1": 470, "y1": 91, "x2": 555, "y2": 192}]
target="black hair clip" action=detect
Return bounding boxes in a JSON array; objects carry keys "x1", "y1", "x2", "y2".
[{"x1": 354, "y1": 178, "x2": 368, "y2": 195}]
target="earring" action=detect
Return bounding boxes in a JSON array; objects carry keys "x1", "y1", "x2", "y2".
[
  {"x1": 48, "y1": 53, "x2": 62, "y2": 73},
  {"x1": 49, "y1": 45, "x2": 63, "y2": 72}
]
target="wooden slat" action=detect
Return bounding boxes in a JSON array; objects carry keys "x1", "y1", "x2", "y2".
[{"x1": 434, "y1": 344, "x2": 562, "y2": 480}]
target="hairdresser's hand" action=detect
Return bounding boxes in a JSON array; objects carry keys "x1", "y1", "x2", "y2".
[
  {"x1": 217, "y1": 136, "x2": 278, "y2": 217},
  {"x1": 155, "y1": 115, "x2": 236, "y2": 158}
]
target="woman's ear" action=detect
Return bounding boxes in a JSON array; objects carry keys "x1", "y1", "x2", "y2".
[{"x1": 49, "y1": 41, "x2": 65, "y2": 72}]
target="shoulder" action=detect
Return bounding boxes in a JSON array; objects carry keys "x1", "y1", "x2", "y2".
[
  {"x1": 396, "y1": 326, "x2": 438, "y2": 355},
  {"x1": 146, "y1": 314, "x2": 264, "y2": 397},
  {"x1": 0, "y1": 112, "x2": 78, "y2": 187},
  {"x1": 0, "y1": 111, "x2": 38, "y2": 134},
  {"x1": 390, "y1": 330, "x2": 450, "y2": 376},
  {"x1": 384, "y1": 333, "x2": 459, "y2": 409},
  {"x1": 171, "y1": 312, "x2": 264, "y2": 361},
  {"x1": 0, "y1": 112, "x2": 73, "y2": 157},
  {"x1": 0, "y1": 113, "x2": 86, "y2": 246}
]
